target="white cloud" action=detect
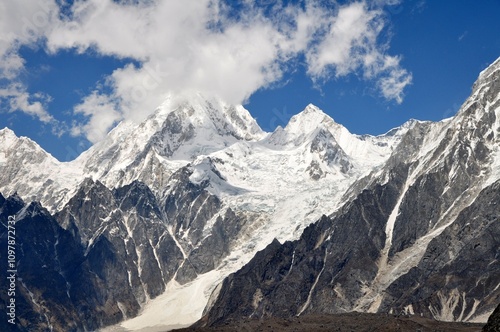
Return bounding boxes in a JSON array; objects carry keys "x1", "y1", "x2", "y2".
[
  {"x1": 1, "y1": 0, "x2": 412, "y2": 142},
  {"x1": 378, "y1": 67, "x2": 413, "y2": 103},
  {"x1": 306, "y1": 2, "x2": 380, "y2": 77},
  {"x1": 0, "y1": 83, "x2": 55, "y2": 123},
  {"x1": 0, "y1": 0, "x2": 60, "y2": 126},
  {"x1": 71, "y1": 91, "x2": 122, "y2": 143},
  {"x1": 305, "y1": 2, "x2": 411, "y2": 103},
  {"x1": 0, "y1": 0, "x2": 59, "y2": 76}
]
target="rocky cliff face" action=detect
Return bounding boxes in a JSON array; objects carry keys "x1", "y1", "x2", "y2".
[
  {"x1": 483, "y1": 303, "x2": 500, "y2": 332},
  {"x1": 0, "y1": 193, "x2": 123, "y2": 331},
  {"x1": 0, "y1": 171, "x2": 250, "y2": 331}
]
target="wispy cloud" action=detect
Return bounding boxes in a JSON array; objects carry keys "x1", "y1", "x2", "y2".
[
  {"x1": 412, "y1": 0, "x2": 427, "y2": 14},
  {"x1": 458, "y1": 31, "x2": 468, "y2": 42},
  {"x1": 0, "y1": 0, "x2": 412, "y2": 142}
]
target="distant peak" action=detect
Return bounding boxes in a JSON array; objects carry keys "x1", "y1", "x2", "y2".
[
  {"x1": 0, "y1": 127, "x2": 40, "y2": 144},
  {"x1": 291, "y1": 104, "x2": 328, "y2": 121},
  {"x1": 285, "y1": 104, "x2": 339, "y2": 133},
  {"x1": 382, "y1": 118, "x2": 426, "y2": 137},
  {"x1": 266, "y1": 104, "x2": 350, "y2": 148},
  {"x1": 0, "y1": 127, "x2": 31, "y2": 149},
  {"x1": 478, "y1": 56, "x2": 500, "y2": 80},
  {"x1": 473, "y1": 56, "x2": 500, "y2": 92},
  {"x1": 0, "y1": 127, "x2": 17, "y2": 138},
  {"x1": 303, "y1": 104, "x2": 324, "y2": 114}
]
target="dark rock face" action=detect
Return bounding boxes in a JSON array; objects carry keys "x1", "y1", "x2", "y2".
[
  {"x1": 0, "y1": 195, "x2": 109, "y2": 331},
  {"x1": 177, "y1": 208, "x2": 248, "y2": 284},
  {"x1": 154, "y1": 107, "x2": 196, "y2": 157},
  {"x1": 163, "y1": 166, "x2": 222, "y2": 250},
  {"x1": 382, "y1": 180, "x2": 500, "y2": 320},
  {"x1": 201, "y1": 170, "x2": 499, "y2": 327},
  {"x1": 484, "y1": 303, "x2": 500, "y2": 332},
  {"x1": 56, "y1": 178, "x2": 181, "y2": 305},
  {"x1": 200, "y1": 164, "x2": 409, "y2": 326},
  {"x1": 162, "y1": 164, "x2": 250, "y2": 284},
  {"x1": 0, "y1": 159, "x2": 251, "y2": 331}
]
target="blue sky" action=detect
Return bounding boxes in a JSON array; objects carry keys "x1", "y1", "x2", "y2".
[{"x1": 1, "y1": 0, "x2": 500, "y2": 161}]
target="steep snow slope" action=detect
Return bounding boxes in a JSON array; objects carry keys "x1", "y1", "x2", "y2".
[
  {"x1": 0, "y1": 93, "x2": 265, "y2": 211},
  {"x1": 76, "y1": 92, "x2": 266, "y2": 193},
  {"x1": 0, "y1": 128, "x2": 83, "y2": 210}
]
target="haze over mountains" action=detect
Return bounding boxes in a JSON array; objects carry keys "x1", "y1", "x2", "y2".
[{"x1": 1, "y1": 58, "x2": 499, "y2": 331}]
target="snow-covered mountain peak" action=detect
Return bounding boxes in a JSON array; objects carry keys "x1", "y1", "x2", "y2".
[
  {"x1": 0, "y1": 128, "x2": 83, "y2": 212},
  {"x1": 286, "y1": 104, "x2": 339, "y2": 134},
  {"x1": 78, "y1": 91, "x2": 264, "y2": 159},
  {"x1": 476, "y1": 56, "x2": 500, "y2": 85},
  {"x1": 72, "y1": 92, "x2": 268, "y2": 194},
  {"x1": 266, "y1": 104, "x2": 344, "y2": 147},
  {"x1": 0, "y1": 92, "x2": 265, "y2": 208},
  {"x1": 0, "y1": 127, "x2": 61, "y2": 169},
  {"x1": 263, "y1": 105, "x2": 401, "y2": 173},
  {"x1": 147, "y1": 93, "x2": 265, "y2": 160},
  {"x1": 153, "y1": 91, "x2": 265, "y2": 141},
  {"x1": 472, "y1": 56, "x2": 500, "y2": 100},
  {"x1": 448, "y1": 57, "x2": 500, "y2": 141},
  {"x1": 0, "y1": 128, "x2": 18, "y2": 163},
  {"x1": 302, "y1": 103, "x2": 326, "y2": 115},
  {"x1": 0, "y1": 127, "x2": 52, "y2": 160},
  {"x1": 0, "y1": 127, "x2": 17, "y2": 143}
]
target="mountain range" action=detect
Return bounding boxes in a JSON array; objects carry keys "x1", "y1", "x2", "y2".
[{"x1": 0, "y1": 58, "x2": 499, "y2": 331}]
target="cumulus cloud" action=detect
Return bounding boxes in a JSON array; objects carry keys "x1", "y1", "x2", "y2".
[
  {"x1": 378, "y1": 66, "x2": 413, "y2": 103},
  {"x1": 71, "y1": 91, "x2": 122, "y2": 143},
  {"x1": 0, "y1": 0, "x2": 55, "y2": 76},
  {"x1": 306, "y1": 2, "x2": 381, "y2": 77},
  {"x1": 305, "y1": 2, "x2": 411, "y2": 103},
  {"x1": 0, "y1": 83, "x2": 55, "y2": 123},
  {"x1": 0, "y1": 0, "x2": 59, "y2": 126},
  {"x1": 0, "y1": 0, "x2": 412, "y2": 142}
]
